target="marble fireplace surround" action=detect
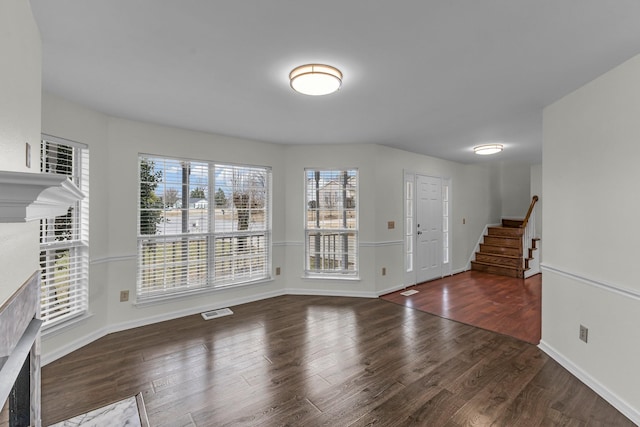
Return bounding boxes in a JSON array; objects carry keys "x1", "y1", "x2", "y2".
[{"x1": 0, "y1": 272, "x2": 42, "y2": 427}]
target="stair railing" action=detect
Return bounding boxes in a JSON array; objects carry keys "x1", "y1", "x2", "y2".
[{"x1": 521, "y1": 195, "x2": 539, "y2": 269}]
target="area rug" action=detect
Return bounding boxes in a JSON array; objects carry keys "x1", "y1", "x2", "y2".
[{"x1": 49, "y1": 393, "x2": 149, "y2": 427}]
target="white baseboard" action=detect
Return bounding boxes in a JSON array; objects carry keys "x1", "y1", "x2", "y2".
[
  {"x1": 42, "y1": 326, "x2": 109, "y2": 366},
  {"x1": 284, "y1": 287, "x2": 378, "y2": 299},
  {"x1": 376, "y1": 283, "x2": 408, "y2": 296},
  {"x1": 538, "y1": 340, "x2": 640, "y2": 425}
]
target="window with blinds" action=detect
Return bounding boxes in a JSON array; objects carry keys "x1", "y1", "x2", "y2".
[
  {"x1": 40, "y1": 135, "x2": 89, "y2": 329},
  {"x1": 137, "y1": 155, "x2": 271, "y2": 300},
  {"x1": 304, "y1": 169, "x2": 358, "y2": 277}
]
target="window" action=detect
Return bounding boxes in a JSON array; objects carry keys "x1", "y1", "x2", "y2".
[
  {"x1": 304, "y1": 169, "x2": 358, "y2": 277},
  {"x1": 442, "y1": 179, "x2": 450, "y2": 264},
  {"x1": 404, "y1": 176, "x2": 414, "y2": 274},
  {"x1": 137, "y1": 155, "x2": 271, "y2": 300},
  {"x1": 40, "y1": 135, "x2": 89, "y2": 328}
]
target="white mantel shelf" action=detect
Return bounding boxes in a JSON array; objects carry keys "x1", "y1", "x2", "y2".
[{"x1": 0, "y1": 170, "x2": 84, "y2": 222}]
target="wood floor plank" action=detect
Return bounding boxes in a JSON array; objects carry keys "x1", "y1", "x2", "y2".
[
  {"x1": 41, "y1": 295, "x2": 633, "y2": 426},
  {"x1": 381, "y1": 270, "x2": 542, "y2": 344}
]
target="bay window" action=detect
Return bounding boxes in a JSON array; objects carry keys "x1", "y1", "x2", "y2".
[
  {"x1": 304, "y1": 169, "x2": 358, "y2": 277},
  {"x1": 137, "y1": 155, "x2": 271, "y2": 300}
]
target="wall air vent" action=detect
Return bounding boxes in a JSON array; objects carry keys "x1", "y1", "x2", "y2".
[{"x1": 201, "y1": 308, "x2": 233, "y2": 320}]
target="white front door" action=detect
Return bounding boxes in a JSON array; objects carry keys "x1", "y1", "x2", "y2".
[{"x1": 416, "y1": 175, "x2": 442, "y2": 283}]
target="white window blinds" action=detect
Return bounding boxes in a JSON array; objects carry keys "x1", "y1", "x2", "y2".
[
  {"x1": 304, "y1": 169, "x2": 358, "y2": 277},
  {"x1": 40, "y1": 135, "x2": 89, "y2": 328},
  {"x1": 137, "y1": 155, "x2": 271, "y2": 300}
]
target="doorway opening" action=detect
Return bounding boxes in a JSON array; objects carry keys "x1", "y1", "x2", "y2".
[{"x1": 403, "y1": 172, "x2": 450, "y2": 287}]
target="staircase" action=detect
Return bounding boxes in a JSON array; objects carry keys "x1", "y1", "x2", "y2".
[{"x1": 471, "y1": 196, "x2": 540, "y2": 279}]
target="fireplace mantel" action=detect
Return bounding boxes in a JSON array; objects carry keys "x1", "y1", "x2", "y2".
[{"x1": 0, "y1": 170, "x2": 84, "y2": 223}]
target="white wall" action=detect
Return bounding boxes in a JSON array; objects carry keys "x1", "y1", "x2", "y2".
[
  {"x1": 499, "y1": 162, "x2": 531, "y2": 218},
  {"x1": 282, "y1": 144, "x2": 380, "y2": 296},
  {"x1": 40, "y1": 94, "x2": 289, "y2": 358},
  {"x1": 39, "y1": 93, "x2": 110, "y2": 352},
  {"x1": 0, "y1": 0, "x2": 42, "y2": 305},
  {"x1": 282, "y1": 143, "x2": 503, "y2": 295},
  {"x1": 104, "y1": 118, "x2": 288, "y2": 327},
  {"x1": 541, "y1": 54, "x2": 640, "y2": 423},
  {"x1": 530, "y1": 164, "x2": 542, "y2": 238},
  {"x1": 39, "y1": 93, "x2": 504, "y2": 362},
  {"x1": 371, "y1": 145, "x2": 502, "y2": 285}
]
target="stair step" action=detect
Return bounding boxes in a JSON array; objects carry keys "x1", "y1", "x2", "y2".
[
  {"x1": 483, "y1": 235, "x2": 522, "y2": 249},
  {"x1": 475, "y1": 252, "x2": 523, "y2": 268},
  {"x1": 471, "y1": 261, "x2": 524, "y2": 278},
  {"x1": 488, "y1": 226, "x2": 523, "y2": 237},
  {"x1": 502, "y1": 219, "x2": 524, "y2": 228},
  {"x1": 480, "y1": 243, "x2": 521, "y2": 257},
  {"x1": 531, "y1": 238, "x2": 540, "y2": 249}
]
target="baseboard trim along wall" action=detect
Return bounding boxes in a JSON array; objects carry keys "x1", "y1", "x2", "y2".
[
  {"x1": 376, "y1": 283, "x2": 407, "y2": 296},
  {"x1": 540, "y1": 264, "x2": 640, "y2": 424},
  {"x1": 42, "y1": 326, "x2": 108, "y2": 367},
  {"x1": 538, "y1": 340, "x2": 639, "y2": 425},
  {"x1": 284, "y1": 288, "x2": 378, "y2": 299}
]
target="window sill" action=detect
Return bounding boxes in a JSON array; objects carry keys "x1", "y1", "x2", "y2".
[{"x1": 134, "y1": 276, "x2": 274, "y2": 307}]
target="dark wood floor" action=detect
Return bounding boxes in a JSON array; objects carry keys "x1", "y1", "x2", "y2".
[
  {"x1": 382, "y1": 271, "x2": 542, "y2": 344},
  {"x1": 42, "y1": 295, "x2": 633, "y2": 426}
]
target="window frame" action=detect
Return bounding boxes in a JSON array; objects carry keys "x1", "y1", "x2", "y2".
[
  {"x1": 39, "y1": 134, "x2": 89, "y2": 330},
  {"x1": 304, "y1": 168, "x2": 359, "y2": 278},
  {"x1": 137, "y1": 154, "x2": 272, "y2": 301}
]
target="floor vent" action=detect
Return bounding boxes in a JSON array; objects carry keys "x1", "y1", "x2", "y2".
[
  {"x1": 201, "y1": 308, "x2": 234, "y2": 320},
  {"x1": 400, "y1": 289, "x2": 419, "y2": 296}
]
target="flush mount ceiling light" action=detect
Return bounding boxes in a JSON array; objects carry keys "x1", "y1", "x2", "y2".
[
  {"x1": 474, "y1": 144, "x2": 504, "y2": 155},
  {"x1": 289, "y1": 64, "x2": 342, "y2": 96}
]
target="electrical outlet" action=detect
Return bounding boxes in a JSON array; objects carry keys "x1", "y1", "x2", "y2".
[
  {"x1": 120, "y1": 290, "x2": 129, "y2": 302},
  {"x1": 579, "y1": 324, "x2": 588, "y2": 343},
  {"x1": 275, "y1": 267, "x2": 281, "y2": 275},
  {"x1": 387, "y1": 221, "x2": 395, "y2": 229},
  {"x1": 382, "y1": 267, "x2": 386, "y2": 276}
]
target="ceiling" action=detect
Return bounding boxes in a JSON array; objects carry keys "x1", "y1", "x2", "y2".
[{"x1": 30, "y1": 1, "x2": 640, "y2": 164}]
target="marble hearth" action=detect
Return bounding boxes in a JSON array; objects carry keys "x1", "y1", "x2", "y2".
[{"x1": 0, "y1": 272, "x2": 42, "y2": 427}]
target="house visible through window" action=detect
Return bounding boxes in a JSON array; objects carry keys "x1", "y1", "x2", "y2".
[
  {"x1": 137, "y1": 155, "x2": 271, "y2": 300},
  {"x1": 304, "y1": 169, "x2": 358, "y2": 277},
  {"x1": 40, "y1": 135, "x2": 89, "y2": 329}
]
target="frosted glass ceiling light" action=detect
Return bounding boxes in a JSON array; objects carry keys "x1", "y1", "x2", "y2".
[
  {"x1": 474, "y1": 144, "x2": 503, "y2": 155},
  {"x1": 290, "y1": 64, "x2": 342, "y2": 96}
]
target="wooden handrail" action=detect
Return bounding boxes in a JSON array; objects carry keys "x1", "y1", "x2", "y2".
[{"x1": 520, "y1": 195, "x2": 539, "y2": 229}]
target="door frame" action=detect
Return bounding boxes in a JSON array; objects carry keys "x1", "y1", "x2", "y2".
[{"x1": 403, "y1": 171, "x2": 451, "y2": 287}]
